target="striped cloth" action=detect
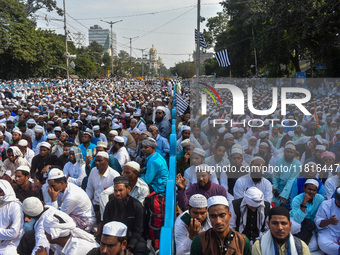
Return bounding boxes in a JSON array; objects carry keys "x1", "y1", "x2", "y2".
[{"x1": 176, "y1": 90, "x2": 189, "y2": 116}]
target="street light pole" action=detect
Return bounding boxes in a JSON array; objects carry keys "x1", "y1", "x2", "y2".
[
  {"x1": 101, "y1": 20, "x2": 122, "y2": 78},
  {"x1": 123, "y1": 36, "x2": 138, "y2": 79},
  {"x1": 63, "y1": 0, "x2": 69, "y2": 82},
  {"x1": 195, "y1": 0, "x2": 201, "y2": 117},
  {"x1": 138, "y1": 48, "x2": 147, "y2": 77}
]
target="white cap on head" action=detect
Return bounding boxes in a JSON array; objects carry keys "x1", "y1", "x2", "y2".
[
  {"x1": 103, "y1": 221, "x2": 127, "y2": 237},
  {"x1": 16, "y1": 165, "x2": 30, "y2": 173},
  {"x1": 230, "y1": 127, "x2": 239, "y2": 133},
  {"x1": 112, "y1": 124, "x2": 121, "y2": 130},
  {"x1": 97, "y1": 142, "x2": 108, "y2": 148},
  {"x1": 231, "y1": 147, "x2": 243, "y2": 155},
  {"x1": 125, "y1": 113, "x2": 131, "y2": 117},
  {"x1": 305, "y1": 179, "x2": 319, "y2": 188},
  {"x1": 114, "y1": 136, "x2": 124, "y2": 143},
  {"x1": 288, "y1": 131, "x2": 294, "y2": 137},
  {"x1": 259, "y1": 142, "x2": 269, "y2": 147},
  {"x1": 315, "y1": 145, "x2": 326, "y2": 151},
  {"x1": 40, "y1": 142, "x2": 51, "y2": 149},
  {"x1": 193, "y1": 148, "x2": 206, "y2": 157},
  {"x1": 93, "y1": 125, "x2": 100, "y2": 131},
  {"x1": 35, "y1": 126, "x2": 44, "y2": 133},
  {"x1": 336, "y1": 130, "x2": 340, "y2": 135},
  {"x1": 48, "y1": 168, "x2": 65, "y2": 180},
  {"x1": 125, "y1": 161, "x2": 140, "y2": 172},
  {"x1": 54, "y1": 127, "x2": 62, "y2": 132},
  {"x1": 13, "y1": 129, "x2": 22, "y2": 136},
  {"x1": 284, "y1": 144, "x2": 296, "y2": 150},
  {"x1": 189, "y1": 194, "x2": 207, "y2": 208},
  {"x1": 207, "y1": 196, "x2": 229, "y2": 209},
  {"x1": 18, "y1": 139, "x2": 28, "y2": 146},
  {"x1": 22, "y1": 197, "x2": 44, "y2": 217},
  {"x1": 47, "y1": 134, "x2": 56, "y2": 140},
  {"x1": 259, "y1": 131, "x2": 267, "y2": 138},
  {"x1": 71, "y1": 123, "x2": 78, "y2": 127},
  {"x1": 224, "y1": 133, "x2": 233, "y2": 139},
  {"x1": 109, "y1": 130, "x2": 118, "y2": 136},
  {"x1": 96, "y1": 151, "x2": 109, "y2": 159}
]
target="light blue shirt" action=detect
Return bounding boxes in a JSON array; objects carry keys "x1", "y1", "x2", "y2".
[
  {"x1": 32, "y1": 136, "x2": 47, "y2": 151},
  {"x1": 155, "y1": 134, "x2": 170, "y2": 158},
  {"x1": 141, "y1": 151, "x2": 169, "y2": 195},
  {"x1": 78, "y1": 143, "x2": 97, "y2": 160},
  {"x1": 290, "y1": 192, "x2": 325, "y2": 223}
]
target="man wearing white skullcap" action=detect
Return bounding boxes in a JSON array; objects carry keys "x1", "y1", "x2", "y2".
[
  {"x1": 111, "y1": 136, "x2": 131, "y2": 168},
  {"x1": 290, "y1": 179, "x2": 324, "y2": 250},
  {"x1": 18, "y1": 139, "x2": 35, "y2": 167},
  {"x1": 272, "y1": 142, "x2": 302, "y2": 208},
  {"x1": 18, "y1": 197, "x2": 59, "y2": 255},
  {"x1": 154, "y1": 106, "x2": 171, "y2": 139},
  {"x1": 42, "y1": 210, "x2": 98, "y2": 254},
  {"x1": 190, "y1": 195, "x2": 252, "y2": 255},
  {"x1": 233, "y1": 157, "x2": 273, "y2": 202},
  {"x1": 305, "y1": 144, "x2": 326, "y2": 166},
  {"x1": 93, "y1": 125, "x2": 108, "y2": 143},
  {"x1": 229, "y1": 187, "x2": 270, "y2": 243},
  {"x1": 87, "y1": 221, "x2": 133, "y2": 255},
  {"x1": 32, "y1": 125, "x2": 47, "y2": 152},
  {"x1": 0, "y1": 179, "x2": 24, "y2": 254},
  {"x1": 86, "y1": 150, "x2": 120, "y2": 220},
  {"x1": 148, "y1": 124, "x2": 170, "y2": 159},
  {"x1": 13, "y1": 165, "x2": 43, "y2": 202},
  {"x1": 175, "y1": 194, "x2": 211, "y2": 255},
  {"x1": 315, "y1": 186, "x2": 340, "y2": 254},
  {"x1": 176, "y1": 125, "x2": 202, "y2": 154},
  {"x1": 3, "y1": 146, "x2": 29, "y2": 179},
  {"x1": 42, "y1": 168, "x2": 96, "y2": 232}
]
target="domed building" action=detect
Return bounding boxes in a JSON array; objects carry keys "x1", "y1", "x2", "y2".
[{"x1": 136, "y1": 44, "x2": 162, "y2": 77}]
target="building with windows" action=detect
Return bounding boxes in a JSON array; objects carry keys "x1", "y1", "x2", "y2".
[
  {"x1": 88, "y1": 25, "x2": 117, "y2": 56},
  {"x1": 136, "y1": 45, "x2": 162, "y2": 76}
]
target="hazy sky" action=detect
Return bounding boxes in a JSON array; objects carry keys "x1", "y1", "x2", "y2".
[{"x1": 35, "y1": 0, "x2": 223, "y2": 68}]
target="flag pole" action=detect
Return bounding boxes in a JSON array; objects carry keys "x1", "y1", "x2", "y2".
[{"x1": 195, "y1": 0, "x2": 201, "y2": 118}]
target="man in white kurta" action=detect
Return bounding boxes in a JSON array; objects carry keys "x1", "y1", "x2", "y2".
[
  {"x1": 112, "y1": 136, "x2": 130, "y2": 168},
  {"x1": 315, "y1": 187, "x2": 340, "y2": 255},
  {"x1": 43, "y1": 168, "x2": 96, "y2": 232},
  {"x1": 0, "y1": 179, "x2": 24, "y2": 255},
  {"x1": 62, "y1": 147, "x2": 86, "y2": 186},
  {"x1": 175, "y1": 194, "x2": 211, "y2": 255}
]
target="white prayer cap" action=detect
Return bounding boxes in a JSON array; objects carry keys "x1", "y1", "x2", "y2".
[
  {"x1": 182, "y1": 125, "x2": 191, "y2": 131},
  {"x1": 336, "y1": 130, "x2": 340, "y2": 135},
  {"x1": 35, "y1": 126, "x2": 44, "y2": 133},
  {"x1": 96, "y1": 151, "x2": 109, "y2": 159},
  {"x1": 181, "y1": 139, "x2": 191, "y2": 147},
  {"x1": 259, "y1": 131, "x2": 267, "y2": 138},
  {"x1": 287, "y1": 131, "x2": 294, "y2": 137},
  {"x1": 251, "y1": 156, "x2": 265, "y2": 163},
  {"x1": 71, "y1": 123, "x2": 78, "y2": 127},
  {"x1": 103, "y1": 221, "x2": 128, "y2": 237},
  {"x1": 22, "y1": 197, "x2": 44, "y2": 217},
  {"x1": 18, "y1": 139, "x2": 28, "y2": 146},
  {"x1": 97, "y1": 142, "x2": 108, "y2": 148},
  {"x1": 305, "y1": 162, "x2": 317, "y2": 166},
  {"x1": 47, "y1": 134, "x2": 56, "y2": 140},
  {"x1": 207, "y1": 196, "x2": 229, "y2": 209},
  {"x1": 114, "y1": 136, "x2": 124, "y2": 143},
  {"x1": 189, "y1": 194, "x2": 207, "y2": 208},
  {"x1": 48, "y1": 168, "x2": 65, "y2": 180},
  {"x1": 61, "y1": 119, "x2": 68, "y2": 124},
  {"x1": 315, "y1": 145, "x2": 326, "y2": 151},
  {"x1": 54, "y1": 126, "x2": 62, "y2": 132},
  {"x1": 40, "y1": 142, "x2": 51, "y2": 149},
  {"x1": 0, "y1": 131, "x2": 3, "y2": 136},
  {"x1": 109, "y1": 130, "x2": 118, "y2": 136},
  {"x1": 125, "y1": 161, "x2": 140, "y2": 172},
  {"x1": 249, "y1": 136, "x2": 257, "y2": 140},
  {"x1": 112, "y1": 123, "x2": 121, "y2": 130},
  {"x1": 259, "y1": 142, "x2": 269, "y2": 147},
  {"x1": 224, "y1": 133, "x2": 233, "y2": 139},
  {"x1": 305, "y1": 179, "x2": 319, "y2": 188},
  {"x1": 125, "y1": 113, "x2": 131, "y2": 117},
  {"x1": 243, "y1": 187, "x2": 264, "y2": 207},
  {"x1": 12, "y1": 128, "x2": 22, "y2": 136},
  {"x1": 133, "y1": 112, "x2": 141, "y2": 117},
  {"x1": 16, "y1": 165, "x2": 30, "y2": 173},
  {"x1": 231, "y1": 147, "x2": 243, "y2": 155},
  {"x1": 91, "y1": 116, "x2": 97, "y2": 121},
  {"x1": 218, "y1": 127, "x2": 226, "y2": 134},
  {"x1": 284, "y1": 144, "x2": 295, "y2": 150},
  {"x1": 193, "y1": 148, "x2": 206, "y2": 157},
  {"x1": 156, "y1": 106, "x2": 166, "y2": 113},
  {"x1": 93, "y1": 125, "x2": 100, "y2": 131},
  {"x1": 230, "y1": 127, "x2": 239, "y2": 133}
]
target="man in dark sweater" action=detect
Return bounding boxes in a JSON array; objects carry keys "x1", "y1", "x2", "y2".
[{"x1": 102, "y1": 176, "x2": 147, "y2": 255}]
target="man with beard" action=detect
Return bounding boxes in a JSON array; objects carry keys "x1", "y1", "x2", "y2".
[
  {"x1": 177, "y1": 164, "x2": 227, "y2": 210},
  {"x1": 18, "y1": 139, "x2": 34, "y2": 167},
  {"x1": 17, "y1": 121, "x2": 33, "y2": 147},
  {"x1": 175, "y1": 194, "x2": 211, "y2": 255},
  {"x1": 78, "y1": 131, "x2": 97, "y2": 160},
  {"x1": 111, "y1": 124, "x2": 137, "y2": 157},
  {"x1": 233, "y1": 156, "x2": 273, "y2": 202},
  {"x1": 143, "y1": 106, "x2": 153, "y2": 123},
  {"x1": 148, "y1": 125, "x2": 169, "y2": 160},
  {"x1": 269, "y1": 126, "x2": 283, "y2": 147},
  {"x1": 87, "y1": 221, "x2": 133, "y2": 255},
  {"x1": 252, "y1": 206, "x2": 309, "y2": 255},
  {"x1": 124, "y1": 113, "x2": 131, "y2": 129},
  {"x1": 272, "y1": 144, "x2": 302, "y2": 209},
  {"x1": 9, "y1": 128, "x2": 22, "y2": 147},
  {"x1": 154, "y1": 106, "x2": 170, "y2": 140},
  {"x1": 293, "y1": 125, "x2": 305, "y2": 142},
  {"x1": 51, "y1": 131, "x2": 69, "y2": 157},
  {"x1": 190, "y1": 196, "x2": 251, "y2": 255},
  {"x1": 94, "y1": 125, "x2": 108, "y2": 143},
  {"x1": 102, "y1": 176, "x2": 148, "y2": 255},
  {"x1": 74, "y1": 122, "x2": 85, "y2": 145},
  {"x1": 205, "y1": 143, "x2": 230, "y2": 181},
  {"x1": 140, "y1": 137, "x2": 168, "y2": 195},
  {"x1": 254, "y1": 142, "x2": 274, "y2": 167},
  {"x1": 229, "y1": 187, "x2": 271, "y2": 244},
  {"x1": 32, "y1": 126, "x2": 47, "y2": 152},
  {"x1": 223, "y1": 133, "x2": 235, "y2": 159},
  {"x1": 192, "y1": 124, "x2": 210, "y2": 151},
  {"x1": 45, "y1": 121, "x2": 54, "y2": 136},
  {"x1": 134, "y1": 112, "x2": 146, "y2": 132},
  {"x1": 305, "y1": 144, "x2": 326, "y2": 165},
  {"x1": 26, "y1": 119, "x2": 36, "y2": 138},
  {"x1": 58, "y1": 141, "x2": 73, "y2": 169}
]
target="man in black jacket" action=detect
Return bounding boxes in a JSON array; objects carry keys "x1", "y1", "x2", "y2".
[{"x1": 103, "y1": 176, "x2": 147, "y2": 255}]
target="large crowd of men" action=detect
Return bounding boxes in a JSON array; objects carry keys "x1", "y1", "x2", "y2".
[{"x1": 0, "y1": 78, "x2": 339, "y2": 255}]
